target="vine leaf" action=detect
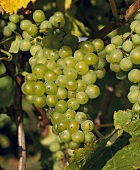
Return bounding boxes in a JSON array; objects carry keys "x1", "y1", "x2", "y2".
[
  {"x1": 64, "y1": 110, "x2": 140, "y2": 170},
  {"x1": 9, "y1": 35, "x2": 22, "y2": 53},
  {"x1": 0, "y1": 0, "x2": 36, "y2": 13}
]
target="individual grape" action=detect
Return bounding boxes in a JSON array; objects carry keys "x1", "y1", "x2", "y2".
[
  {"x1": 59, "y1": 130, "x2": 72, "y2": 143},
  {"x1": 79, "y1": 40, "x2": 95, "y2": 53},
  {"x1": 132, "y1": 102, "x2": 140, "y2": 114},
  {"x1": 57, "y1": 119, "x2": 69, "y2": 132},
  {"x1": 109, "y1": 49, "x2": 123, "y2": 64},
  {"x1": 9, "y1": 14, "x2": 20, "y2": 23},
  {"x1": 92, "y1": 38, "x2": 104, "y2": 52},
  {"x1": 0, "y1": 19, "x2": 6, "y2": 29},
  {"x1": 22, "y1": 31, "x2": 32, "y2": 40},
  {"x1": 105, "y1": 44, "x2": 116, "y2": 54},
  {"x1": 64, "y1": 68, "x2": 78, "y2": 80},
  {"x1": 84, "y1": 131, "x2": 95, "y2": 143},
  {"x1": 27, "y1": 24, "x2": 38, "y2": 36},
  {"x1": 75, "y1": 61, "x2": 89, "y2": 75},
  {"x1": 57, "y1": 58, "x2": 66, "y2": 69},
  {"x1": 67, "y1": 98, "x2": 80, "y2": 110},
  {"x1": 127, "y1": 90, "x2": 139, "y2": 103},
  {"x1": 122, "y1": 40, "x2": 133, "y2": 52},
  {"x1": 68, "y1": 90, "x2": 77, "y2": 99},
  {"x1": 55, "y1": 100, "x2": 68, "y2": 113},
  {"x1": 45, "y1": 60, "x2": 57, "y2": 70},
  {"x1": 19, "y1": 39, "x2": 32, "y2": 52},
  {"x1": 66, "y1": 79, "x2": 78, "y2": 91},
  {"x1": 134, "y1": 22, "x2": 140, "y2": 35},
  {"x1": 53, "y1": 150, "x2": 65, "y2": 161},
  {"x1": 68, "y1": 141, "x2": 81, "y2": 150},
  {"x1": 110, "y1": 63, "x2": 121, "y2": 72},
  {"x1": 48, "y1": 49, "x2": 59, "y2": 61},
  {"x1": 111, "y1": 35, "x2": 123, "y2": 46},
  {"x1": 132, "y1": 34, "x2": 140, "y2": 45},
  {"x1": 55, "y1": 75, "x2": 66, "y2": 87},
  {"x1": 134, "y1": 12, "x2": 140, "y2": 20},
  {"x1": 64, "y1": 56, "x2": 77, "y2": 68},
  {"x1": 8, "y1": 22, "x2": 17, "y2": 31},
  {"x1": 94, "y1": 68, "x2": 106, "y2": 79},
  {"x1": 50, "y1": 15, "x2": 65, "y2": 28},
  {"x1": 85, "y1": 84, "x2": 100, "y2": 99},
  {"x1": 0, "y1": 61, "x2": 6, "y2": 75},
  {"x1": 119, "y1": 57, "x2": 133, "y2": 71},
  {"x1": 82, "y1": 70, "x2": 97, "y2": 85},
  {"x1": 51, "y1": 112, "x2": 64, "y2": 124},
  {"x1": 76, "y1": 92, "x2": 89, "y2": 105},
  {"x1": 2, "y1": 26, "x2": 12, "y2": 36},
  {"x1": 59, "y1": 46, "x2": 73, "y2": 59},
  {"x1": 93, "y1": 57, "x2": 106, "y2": 69},
  {"x1": 68, "y1": 119, "x2": 80, "y2": 133},
  {"x1": 71, "y1": 130, "x2": 85, "y2": 143},
  {"x1": 45, "y1": 82, "x2": 58, "y2": 95},
  {"x1": 25, "y1": 94, "x2": 35, "y2": 104},
  {"x1": 33, "y1": 81, "x2": 46, "y2": 96},
  {"x1": 64, "y1": 109, "x2": 76, "y2": 119},
  {"x1": 75, "y1": 112, "x2": 87, "y2": 124},
  {"x1": 49, "y1": 141, "x2": 61, "y2": 152},
  {"x1": 84, "y1": 53, "x2": 98, "y2": 66},
  {"x1": 20, "y1": 20, "x2": 32, "y2": 31},
  {"x1": 128, "y1": 69, "x2": 140, "y2": 83},
  {"x1": 76, "y1": 79, "x2": 87, "y2": 92},
  {"x1": 115, "y1": 70, "x2": 127, "y2": 80},
  {"x1": 130, "y1": 47, "x2": 140, "y2": 64},
  {"x1": 32, "y1": 63, "x2": 47, "y2": 79},
  {"x1": 33, "y1": 95, "x2": 46, "y2": 108},
  {"x1": 39, "y1": 20, "x2": 52, "y2": 32},
  {"x1": 46, "y1": 95, "x2": 58, "y2": 107},
  {"x1": 56, "y1": 87, "x2": 68, "y2": 99},
  {"x1": 44, "y1": 70, "x2": 57, "y2": 82},
  {"x1": 97, "y1": 49, "x2": 106, "y2": 58},
  {"x1": 30, "y1": 44, "x2": 42, "y2": 56},
  {"x1": 21, "y1": 81, "x2": 34, "y2": 95},
  {"x1": 74, "y1": 49, "x2": 84, "y2": 61},
  {"x1": 33, "y1": 10, "x2": 46, "y2": 23},
  {"x1": 53, "y1": 67, "x2": 63, "y2": 76},
  {"x1": 81, "y1": 120, "x2": 94, "y2": 132},
  {"x1": 129, "y1": 84, "x2": 140, "y2": 91}
]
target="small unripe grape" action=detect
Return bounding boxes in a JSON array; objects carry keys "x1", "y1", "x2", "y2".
[
  {"x1": 128, "y1": 69, "x2": 140, "y2": 83},
  {"x1": 33, "y1": 10, "x2": 46, "y2": 23}
]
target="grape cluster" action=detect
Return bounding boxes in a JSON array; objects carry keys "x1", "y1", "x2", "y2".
[
  {"x1": 105, "y1": 10, "x2": 140, "y2": 114},
  {"x1": 1, "y1": 10, "x2": 106, "y2": 148}
]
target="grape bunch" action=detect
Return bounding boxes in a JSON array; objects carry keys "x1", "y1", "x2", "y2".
[
  {"x1": 105, "y1": 10, "x2": 140, "y2": 114},
  {"x1": 0, "y1": 10, "x2": 106, "y2": 149}
]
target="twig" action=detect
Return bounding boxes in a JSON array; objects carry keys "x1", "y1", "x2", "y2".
[{"x1": 108, "y1": 0, "x2": 119, "y2": 18}]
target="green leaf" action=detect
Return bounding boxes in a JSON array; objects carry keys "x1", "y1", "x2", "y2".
[{"x1": 9, "y1": 35, "x2": 22, "y2": 53}]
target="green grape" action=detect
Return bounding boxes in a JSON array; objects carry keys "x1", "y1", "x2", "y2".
[
  {"x1": 39, "y1": 20, "x2": 52, "y2": 32},
  {"x1": 84, "y1": 53, "x2": 98, "y2": 66},
  {"x1": 97, "y1": 49, "x2": 106, "y2": 58},
  {"x1": 0, "y1": 61, "x2": 6, "y2": 75},
  {"x1": 110, "y1": 63, "x2": 121, "y2": 72},
  {"x1": 44, "y1": 70, "x2": 57, "y2": 82},
  {"x1": 53, "y1": 150, "x2": 64, "y2": 161},
  {"x1": 54, "y1": 11, "x2": 64, "y2": 17},
  {"x1": 119, "y1": 57, "x2": 133, "y2": 71},
  {"x1": 71, "y1": 130, "x2": 85, "y2": 143},
  {"x1": 68, "y1": 90, "x2": 77, "y2": 99},
  {"x1": 81, "y1": 120, "x2": 94, "y2": 132},
  {"x1": 128, "y1": 69, "x2": 140, "y2": 83},
  {"x1": 22, "y1": 31, "x2": 32, "y2": 40},
  {"x1": 132, "y1": 102, "x2": 140, "y2": 114},
  {"x1": 76, "y1": 92, "x2": 89, "y2": 105},
  {"x1": 0, "y1": 19, "x2": 6, "y2": 29},
  {"x1": 9, "y1": 14, "x2": 20, "y2": 23},
  {"x1": 64, "y1": 109, "x2": 76, "y2": 119},
  {"x1": 92, "y1": 38, "x2": 104, "y2": 52},
  {"x1": 55, "y1": 100, "x2": 68, "y2": 113},
  {"x1": 32, "y1": 63, "x2": 47, "y2": 79},
  {"x1": 82, "y1": 70, "x2": 97, "y2": 85},
  {"x1": 46, "y1": 94, "x2": 58, "y2": 107},
  {"x1": 56, "y1": 87, "x2": 68, "y2": 99},
  {"x1": 27, "y1": 24, "x2": 38, "y2": 36},
  {"x1": 43, "y1": 47, "x2": 52, "y2": 59},
  {"x1": 127, "y1": 90, "x2": 139, "y2": 103},
  {"x1": 94, "y1": 68, "x2": 106, "y2": 79},
  {"x1": 76, "y1": 79, "x2": 87, "y2": 92},
  {"x1": 74, "y1": 49, "x2": 84, "y2": 61},
  {"x1": 64, "y1": 68, "x2": 78, "y2": 80},
  {"x1": 8, "y1": 22, "x2": 17, "y2": 31},
  {"x1": 116, "y1": 70, "x2": 127, "y2": 80},
  {"x1": 68, "y1": 141, "x2": 81, "y2": 150},
  {"x1": 68, "y1": 119, "x2": 80, "y2": 133},
  {"x1": 20, "y1": 20, "x2": 32, "y2": 31},
  {"x1": 45, "y1": 82, "x2": 58, "y2": 95},
  {"x1": 85, "y1": 84, "x2": 100, "y2": 99},
  {"x1": 33, "y1": 10, "x2": 46, "y2": 23},
  {"x1": 59, "y1": 46, "x2": 73, "y2": 59},
  {"x1": 24, "y1": 73, "x2": 37, "y2": 83},
  {"x1": 67, "y1": 98, "x2": 80, "y2": 110},
  {"x1": 33, "y1": 95, "x2": 46, "y2": 108},
  {"x1": 48, "y1": 49, "x2": 59, "y2": 61},
  {"x1": 57, "y1": 58, "x2": 66, "y2": 69},
  {"x1": 57, "y1": 119, "x2": 69, "y2": 132},
  {"x1": 134, "y1": 22, "x2": 140, "y2": 35},
  {"x1": 109, "y1": 49, "x2": 123, "y2": 64},
  {"x1": 51, "y1": 112, "x2": 64, "y2": 124},
  {"x1": 66, "y1": 79, "x2": 78, "y2": 91},
  {"x1": 79, "y1": 40, "x2": 95, "y2": 53},
  {"x1": 35, "y1": 49, "x2": 44, "y2": 58},
  {"x1": 122, "y1": 40, "x2": 133, "y2": 52},
  {"x1": 111, "y1": 35, "x2": 123, "y2": 46},
  {"x1": 19, "y1": 39, "x2": 31, "y2": 52},
  {"x1": 64, "y1": 56, "x2": 77, "y2": 68},
  {"x1": 105, "y1": 44, "x2": 116, "y2": 54},
  {"x1": 33, "y1": 81, "x2": 46, "y2": 96},
  {"x1": 46, "y1": 60, "x2": 57, "y2": 70},
  {"x1": 21, "y1": 81, "x2": 34, "y2": 95},
  {"x1": 75, "y1": 61, "x2": 89, "y2": 75},
  {"x1": 84, "y1": 131, "x2": 95, "y2": 143},
  {"x1": 134, "y1": 12, "x2": 140, "y2": 20},
  {"x1": 53, "y1": 67, "x2": 63, "y2": 76},
  {"x1": 25, "y1": 94, "x2": 35, "y2": 104},
  {"x1": 55, "y1": 75, "x2": 66, "y2": 87},
  {"x1": 75, "y1": 112, "x2": 87, "y2": 124},
  {"x1": 130, "y1": 47, "x2": 140, "y2": 64},
  {"x1": 49, "y1": 141, "x2": 61, "y2": 152},
  {"x1": 2, "y1": 26, "x2": 12, "y2": 37},
  {"x1": 30, "y1": 44, "x2": 42, "y2": 56},
  {"x1": 132, "y1": 34, "x2": 140, "y2": 45},
  {"x1": 50, "y1": 15, "x2": 65, "y2": 28},
  {"x1": 130, "y1": 84, "x2": 140, "y2": 91},
  {"x1": 93, "y1": 57, "x2": 106, "y2": 69}
]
